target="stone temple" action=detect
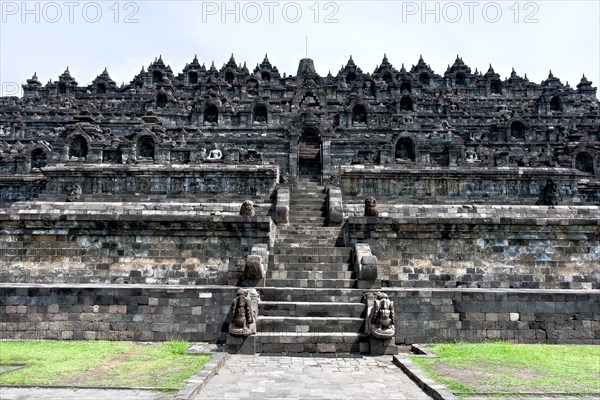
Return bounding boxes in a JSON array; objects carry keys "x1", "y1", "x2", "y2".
[{"x1": 0, "y1": 54, "x2": 598, "y2": 353}]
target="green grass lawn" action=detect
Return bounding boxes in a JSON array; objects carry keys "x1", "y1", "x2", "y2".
[
  {"x1": 0, "y1": 340, "x2": 211, "y2": 390},
  {"x1": 409, "y1": 342, "x2": 600, "y2": 395}
]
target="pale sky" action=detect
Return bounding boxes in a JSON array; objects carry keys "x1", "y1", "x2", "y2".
[{"x1": 1, "y1": 0, "x2": 599, "y2": 96}]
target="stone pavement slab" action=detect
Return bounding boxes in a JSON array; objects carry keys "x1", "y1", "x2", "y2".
[
  {"x1": 193, "y1": 354, "x2": 432, "y2": 400},
  {"x1": 0, "y1": 387, "x2": 171, "y2": 400}
]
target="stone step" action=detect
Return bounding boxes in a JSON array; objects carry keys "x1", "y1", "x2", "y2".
[
  {"x1": 289, "y1": 206, "x2": 325, "y2": 212},
  {"x1": 289, "y1": 209, "x2": 327, "y2": 217},
  {"x1": 270, "y1": 261, "x2": 351, "y2": 269},
  {"x1": 291, "y1": 190, "x2": 324, "y2": 194},
  {"x1": 292, "y1": 189, "x2": 324, "y2": 195},
  {"x1": 290, "y1": 192, "x2": 325, "y2": 198},
  {"x1": 275, "y1": 239, "x2": 343, "y2": 246},
  {"x1": 288, "y1": 204, "x2": 325, "y2": 209},
  {"x1": 284, "y1": 220, "x2": 330, "y2": 227},
  {"x1": 266, "y1": 270, "x2": 354, "y2": 280},
  {"x1": 276, "y1": 234, "x2": 341, "y2": 240},
  {"x1": 291, "y1": 195, "x2": 323, "y2": 199},
  {"x1": 287, "y1": 213, "x2": 327, "y2": 219},
  {"x1": 290, "y1": 191, "x2": 324, "y2": 196},
  {"x1": 262, "y1": 278, "x2": 356, "y2": 288},
  {"x1": 258, "y1": 287, "x2": 365, "y2": 303},
  {"x1": 277, "y1": 229, "x2": 338, "y2": 235},
  {"x1": 275, "y1": 237, "x2": 344, "y2": 248},
  {"x1": 291, "y1": 196, "x2": 322, "y2": 200},
  {"x1": 272, "y1": 247, "x2": 351, "y2": 255},
  {"x1": 269, "y1": 263, "x2": 351, "y2": 273},
  {"x1": 295, "y1": 181, "x2": 322, "y2": 188},
  {"x1": 269, "y1": 254, "x2": 350, "y2": 263},
  {"x1": 289, "y1": 207, "x2": 324, "y2": 213},
  {"x1": 259, "y1": 301, "x2": 365, "y2": 317},
  {"x1": 285, "y1": 220, "x2": 327, "y2": 226},
  {"x1": 276, "y1": 234, "x2": 339, "y2": 240},
  {"x1": 258, "y1": 316, "x2": 365, "y2": 333},
  {"x1": 277, "y1": 234, "x2": 342, "y2": 241},
  {"x1": 276, "y1": 238, "x2": 341, "y2": 243},
  {"x1": 290, "y1": 204, "x2": 324, "y2": 208},
  {"x1": 252, "y1": 332, "x2": 369, "y2": 354}
]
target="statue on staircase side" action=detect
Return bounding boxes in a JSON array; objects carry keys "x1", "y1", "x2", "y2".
[
  {"x1": 239, "y1": 200, "x2": 255, "y2": 216},
  {"x1": 229, "y1": 288, "x2": 258, "y2": 336},
  {"x1": 367, "y1": 292, "x2": 395, "y2": 339},
  {"x1": 364, "y1": 196, "x2": 379, "y2": 217}
]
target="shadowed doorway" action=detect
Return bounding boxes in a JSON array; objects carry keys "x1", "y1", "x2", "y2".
[{"x1": 299, "y1": 128, "x2": 321, "y2": 177}]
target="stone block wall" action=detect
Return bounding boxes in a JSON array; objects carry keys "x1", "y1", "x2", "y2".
[
  {"x1": 390, "y1": 288, "x2": 599, "y2": 344},
  {"x1": 0, "y1": 203, "x2": 275, "y2": 285},
  {"x1": 1, "y1": 285, "x2": 598, "y2": 345},
  {"x1": 340, "y1": 166, "x2": 584, "y2": 204},
  {"x1": 0, "y1": 175, "x2": 47, "y2": 202},
  {"x1": 0, "y1": 284, "x2": 237, "y2": 342},
  {"x1": 43, "y1": 164, "x2": 279, "y2": 198},
  {"x1": 344, "y1": 206, "x2": 600, "y2": 289}
]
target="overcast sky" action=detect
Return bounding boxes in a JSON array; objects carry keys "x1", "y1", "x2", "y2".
[{"x1": 1, "y1": 0, "x2": 598, "y2": 96}]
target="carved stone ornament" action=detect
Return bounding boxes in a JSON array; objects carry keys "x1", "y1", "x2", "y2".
[
  {"x1": 66, "y1": 184, "x2": 82, "y2": 202},
  {"x1": 207, "y1": 148, "x2": 222, "y2": 160},
  {"x1": 538, "y1": 178, "x2": 561, "y2": 206},
  {"x1": 239, "y1": 200, "x2": 255, "y2": 216},
  {"x1": 229, "y1": 288, "x2": 258, "y2": 336},
  {"x1": 367, "y1": 291, "x2": 395, "y2": 339},
  {"x1": 364, "y1": 196, "x2": 379, "y2": 217}
]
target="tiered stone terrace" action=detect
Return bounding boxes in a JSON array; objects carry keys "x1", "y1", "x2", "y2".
[{"x1": 0, "y1": 55, "x2": 599, "y2": 351}]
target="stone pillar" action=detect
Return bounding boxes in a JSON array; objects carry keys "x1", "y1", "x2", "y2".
[
  {"x1": 354, "y1": 243, "x2": 378, "y2": 281},
  {"x1": 327, "y1": 186, "x2": 344, "y2": 225},
  {"x1": 322, "y1": 140, "x2": 331, "y2": 180},
  {"x1": 274, "y1": 186, "x2": 290, "y2": 224},
  {"x1": 289, "y1": 139, "x2": 298, "y2": 182},
  {"x1": 244, "y1": 244, "x2": 268, "y2": 280}
]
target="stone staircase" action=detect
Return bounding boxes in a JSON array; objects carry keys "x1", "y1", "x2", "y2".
[{"x1": 252, "y1": 176, "x2": 369, "y2": 354}]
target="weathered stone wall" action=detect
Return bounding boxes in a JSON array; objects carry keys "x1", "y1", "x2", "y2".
[
  {"x1": 1, "y1": 285, "x2": 597, "y2": 344},
  {"x1": 0, "y1": 175, "x2": 47, "y2": 202},
  {"x1": 340, "y1": 166, "x2": 583, "y2": 204},
  {"x1": 390, "y1": 288, "x2": 600, "y2": 344},
  {"x1": 0, "y1": 284, "x2": 237, "y2": 342},
  {"x1": 43, "y1": 164, "x2": 279, "y2": 197},
  {"x1": 0, "y1": 204, "x2": 275, "y2": 285},
  {"x1": 344, "y1": 206, "x2": 600, "y2": 289}
]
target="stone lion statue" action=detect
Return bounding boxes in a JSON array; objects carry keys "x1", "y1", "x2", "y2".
[
  {"x1": 364, "y1": 196, "x2": 379, "y2": 217},
  {"x1": 239, "y1": 200, "x2": 255, "y2": 216}
]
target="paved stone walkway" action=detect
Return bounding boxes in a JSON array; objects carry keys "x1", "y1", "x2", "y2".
[
  {"x1": 0, "y1": 387, "x2": 169, "y2": 400},
  {"x1": 193, "y1": 354, "x2": 432, "y2": 400}
]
